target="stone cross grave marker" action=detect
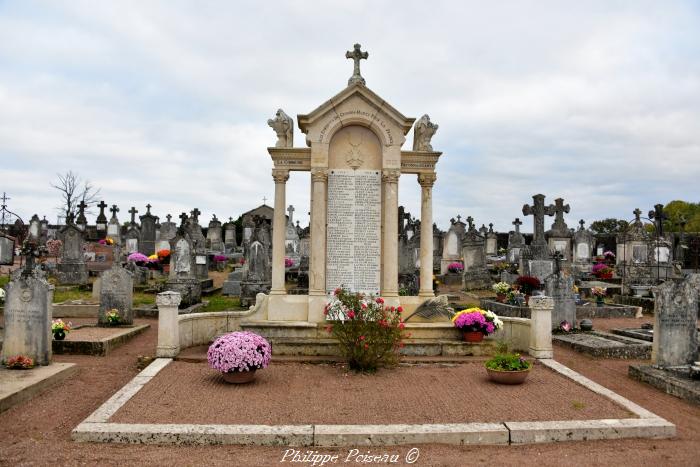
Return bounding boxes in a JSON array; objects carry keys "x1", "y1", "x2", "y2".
[
  {"x1": 523, "y1": 194, "x2": 555, "y2": 246},
  {"x1": 345, "y1": 43, "x2": 368, "y2": 86}
]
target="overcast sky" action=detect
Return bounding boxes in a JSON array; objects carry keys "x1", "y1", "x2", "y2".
[{"x1": 1, "y1": 1, "x2": 698, "y2": 233}]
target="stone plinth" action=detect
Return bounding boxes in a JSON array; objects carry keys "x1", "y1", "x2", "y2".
[
  {"x1": 157, "y1": 292, "x2": 182, "y2": 358},
  {"x1": 528, "y1": 296, "x2": 553, "y2": 359}
]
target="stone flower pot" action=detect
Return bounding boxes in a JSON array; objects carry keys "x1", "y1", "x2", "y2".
[
  {"x1": 222, "y1": 368, "x2": 257, "y2": 384},
  {"x1": 486, "y1": 367, "x2": 530, "y2": 385}
]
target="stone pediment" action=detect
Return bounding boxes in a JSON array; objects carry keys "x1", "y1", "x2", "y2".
[{"x1": 297, "y1": 83, "x2": 415, "y2": 147}]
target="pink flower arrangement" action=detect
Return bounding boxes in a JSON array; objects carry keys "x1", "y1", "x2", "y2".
[
  {"x1": 451, "y1": 307, "x2": 503, "y2": 335},
  {"x1": 127, "y1": 252, "x2": 149, "y2": 263},
  {"x1": 447, "y1": 262, "x2": 464, "y2": 273},
  {"x1": 207, "y1": 331, "x2": 272, "y2": 374},
  {"x1": 213, "y1": 255, "x2": 227, "y2": 263},
  {"x1": 284, "y1": 257, "x2": 294, "y2": 268}
]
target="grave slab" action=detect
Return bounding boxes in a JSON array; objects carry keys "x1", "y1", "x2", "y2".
[
  {"x1": 553, "y1": 331, "x2": 651, "y2": 359},
  {"x1": 629, "y1": 365, "x2": 700, "y2": 406},
  {"x1": 0, "y1": 362, "x2": 77, "y2": 413},
  {"x1": 52, "y1": 324, "x2": 149, "y2": 356}
]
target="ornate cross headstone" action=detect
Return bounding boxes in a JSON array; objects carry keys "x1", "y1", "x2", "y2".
[
  {"x1": 110, "y1": 204, "x2": 119, "y2": 219},
  {"x1": 513, "y1": 218, "x2": 523, "y2": 233},
  {"x1": 287, "y1": 205, "x2": 295, "y2": 223},
  {"x1": 465, "y1": 216, "x2": 474, "y2": 232},
  {"x1": 549, "y1": 198, "x2": 570, "y2": 234},
  {"x1": 179, "y1": 212, "x2": 188, "y2": 227},
  {"x1": 346, "y1": 43, "x2": 368, "y2": 86},
  {"x1": 579, "y1": 219, "x2": 586, "y2": 230},
  {"x1": 522, "y1": 194, "x2": 555, "y2": 245},
  {"x1": 633, "y1": 208, "x2": 642, "y2": 223},
  {"x1": 76, "y1": 200, "x2": 88, "y2": 227},
  {"x1": 96, "y1": 201, "x2": 108, "y2": 222},
  {"x1": 648, "y1": 203, "x2": 668, "y2": 238},
  {"x1": 129, "y1": 207, "x2": 138, "y2": 226},
  {"x1": 190, "y1": 208, "x2": 201, "y2": 224}
]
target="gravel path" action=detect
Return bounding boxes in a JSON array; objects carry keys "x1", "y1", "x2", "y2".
[{"x1": 0, "y1": 316, "x2": 699, "y2": 466}]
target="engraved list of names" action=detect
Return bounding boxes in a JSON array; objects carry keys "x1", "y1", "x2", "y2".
[{"x1": 326, "y1": 169, "x2": 381, "y2": 295}]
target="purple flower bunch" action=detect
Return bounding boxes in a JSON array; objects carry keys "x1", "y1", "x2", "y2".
[
  {"x1": 453, "y1": 310, "x2": 494, "y2": 333},
  {"x1": 213, "y1": 255, "x2": 227, "y2": 263},
  {"x1": 591, "y1": 263, "x2": 607, "y2": 274},
  {"x1": 127, "y1": 252, "x2": 149, "y2": 263},
  {"x1": 447, "y1": 262, "x2": 464, "y2": 273},
  {"x1": 207, "y1": 331, "x2": 272, "y2": 374}
]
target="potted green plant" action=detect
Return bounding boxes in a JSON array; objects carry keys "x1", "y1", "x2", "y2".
[
  {"x1": 485, "y1": 351, "x2": 532, "y2": 384},
  {"x1": 51, "y1": 319, "x2": 72, "y2": 340}
]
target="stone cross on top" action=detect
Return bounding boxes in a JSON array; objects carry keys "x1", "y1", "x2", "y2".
[
  {"x1": 76, "y1": 200, "x2": 88, "y2": 225},
  {"x1": 110, "y1": 204, "x2": 119, "y2": 219},
  {"x1": 179, "y1": 212, "x2": 188, "y2": 227},
  {"x1": 550, "y1": 198, "x2": 570, "y2": 232},
  {"x1": 522, "y1": 194, "x2": 555, "y2": 245},
  {"x1": 145, "y1": 203, "x2": 152, "y2": 215},
  {"x1": 190, "y1": 208, "x2": 201, "y2": 223},
  {"x1": 128, "y1": 206, "x2": 138, "y2": 225},
  {"x1": 633, "y1": 208, "x2": 642, "y2": 223},
  {"x1": 287, "y1": 205, "x2": 295, "y2": 223},
  {"x1": 97, "y1": 201, "x2": 107, "y2": 216},
  {"x1": 465, "y1": 216, "x2": 475, "y2": 231},
  {"x1": 488, "y1": 223, "x2": 494, "y2": 233},
  {"x1": 579, "y1": 219, "x2": 586, "y2": 230},
  {"x1": 166, "y1": 214, "x2": 172, "y2": 223},
  {"x1": 648, "y1": 203, "x2": 668, "y2": 237},
  {"x1": 512, "y1": 218, "x2": 523, "y2": 233},
  {"x1": 346, "y1": 43, "x2": 368, "y2": 86}
]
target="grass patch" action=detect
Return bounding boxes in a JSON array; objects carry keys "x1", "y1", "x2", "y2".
[
  {"x1": 53, "y1": 287, "x2": 92, "y2": 303},
  {"x1": 133, "y1": 292, "x2": 156, "y2": 307},
  {"x1": 200, "y1": 294, "x2": 245, "y2": 312},
  {"x1": 572, "y1": 401, "x2": 586, "y2": 410},
  {"x1": 0, "y1": 275, "x2": 10, "y2": 288}
]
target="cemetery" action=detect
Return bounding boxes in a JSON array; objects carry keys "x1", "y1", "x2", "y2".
[{"x1": 1, "y1": 5, "x2": 699, "y2": 464}]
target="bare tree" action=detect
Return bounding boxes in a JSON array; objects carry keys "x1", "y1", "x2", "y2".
[{"x1": 51, "y1": 171, "x2": 101, "y2": 220}]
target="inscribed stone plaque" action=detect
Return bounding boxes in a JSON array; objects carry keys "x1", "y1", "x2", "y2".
[
  {"x1": 326, "y1": 169, "x2": 381, "y2": 295},
  {"x1": 553, "y1": 240, "x2": 568, "y2": 253},
  {"x1": 98, "y1": 265, "x2": 133, "y2": 325},
  {"x1": 107, "y1": 223, "x2": 119, "y2": 236},
  {"x1": 576, "y1": 243, "x2": 590, "y2": 260},
  {"x1": 633, "y1": 245, "x2": 647, "y2": 263},
  {"x1": 652, "y1": 274, "x2": 700, "y2": 367},
  {"x1": 654, "y1": 246, "x2": 670, "y2": 263},
  {"x1": 126, "y1": 238, "x2": 138, "y2": 254},
  {"x1": 445, "y1": 231, "x2": 459, "y2": 256}
]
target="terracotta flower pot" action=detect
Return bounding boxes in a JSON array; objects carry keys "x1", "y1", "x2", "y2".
[
  {"x1": 53, "y1": 330, "x2": 66, "y2": 341},
  {"x1": 496, "y1": 293, "x2": 506, "y2": 303},
  {"x1": 222, "y1": 368, "x2": 257, "y2": 384},
  {"x1": 462, "y1": 331, "x2": 484, "y2": 343},
  {"x1": 486, "y1": 367, "x2": 530, "y2": 385}
]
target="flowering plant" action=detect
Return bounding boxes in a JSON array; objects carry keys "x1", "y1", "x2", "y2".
[
  {"x1": 207, "y1": 331, "x2": 271, "y2": 374},
  {"x1": 284, "y1": 257, "x2": 294, "y2": 268},
  {"x1": 560, "y1": 320, "x2": 572, "y2": 332},
  {"x1": 213, "y1": 255, "x2": 227, "y2": 263},
  {"x1": 492, "y1": 282, "x2": 511, "y2": 295},
  {"x1": 127, "y1": 252, "x2": 149, "y2": 263},
  {"x1": 324, "y1": 288, "x2": 406, "y2": 372},
  {"x1": 592, "y1": 263, "x2": 613, "y2": 278},
  {"x1": 4, "y1": 355, "x2": 35, "y2": 369},
  {"x1": 485, "y1": 352, "x2": 531, "y2": 372},
  {"x1": 46, "y1": 239, "x2": 62, "y2": 257},
  {"x1": 105, "y1": 237, "x2": 115, "y2": 245},
  {"x1": 147, "y1": 254, "x2": 159, "y2": 262},
  {"x1": 447, "y1": 262, "x2": 464, "y2": 273},
  {"x1": 603, "y1": 250, "x2": 616, "y2": 259},
  {"x1": 98, "y1": 239, "x2": 107, "y2": 245},
  {"x1": 157, "y1": 249, "x2": 171, "y2": 260},
  {"x1": 451, "y1": 307, "x2": 503, "y2": 335},
  {"x1": 105, "y1": 309, "x2": 121, "y2": 325},
  {"x1": 515, "y1": 275, "x2": 541, "y2": 295},
  {"x1": 591, "y1": 287, "x2": 607, "y2": 297},
  {"x1": 51, "y1": 319, "x2": 72, "y2": 333}
]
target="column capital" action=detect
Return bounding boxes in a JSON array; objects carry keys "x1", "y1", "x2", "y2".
[
  {"x1": 272, "y1": 168, "x2": 290, "y2": 183},
  {"x1": 418, "y1": 172, "x2": 437, "y2": 188},
  {"x1": 311, "y1": 168, "x2": 328, "y2": 182},
  {"x1": 382, "y1": 169, "x2": 401, "y2": 183}
]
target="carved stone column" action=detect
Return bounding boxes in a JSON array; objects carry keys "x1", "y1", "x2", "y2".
[
  {"x1": 270, "y1": 168, "x2": 289, "y2": 295},
  {"x1": 309, "y1": 169, "x2": 328, "y2": 295},
  {"x1": 528, "y1": 296, "x2": 554, "y2": 359},
  {"x1": 382, "y1": 169, "x2": 400, "y2": 297},
  {"x1": 156, "y1": 291, "x2": 182, "y2": 358},
  {"x1": 418, "y1": 173, "x2": 437, "y2": 297}
]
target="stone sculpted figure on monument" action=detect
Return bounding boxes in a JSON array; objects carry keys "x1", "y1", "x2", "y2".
[
  {"x1": 413, "y1": 114, "x2": 439, "y2": 152},
  {"x1": 267, "y1": 109, "x2": 294, "y2": 148}
]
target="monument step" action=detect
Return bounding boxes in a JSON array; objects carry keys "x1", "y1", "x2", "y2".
[{"x1": 239, "y1": 320, "x2": 464, "y2": 340}]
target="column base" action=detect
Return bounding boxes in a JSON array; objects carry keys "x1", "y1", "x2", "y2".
[
  {"x1": 418, "y1": 291, "x2": 435, "y2": 298},
  {"x1": 269, "y1": 288, "x2": 287, "y2": 296},
  {"x1": 528, "y1": 348, "x2": 554, "y2": 359},
  {"x1": 156, "y1": 346, "x2": 179, "y2": 358}
]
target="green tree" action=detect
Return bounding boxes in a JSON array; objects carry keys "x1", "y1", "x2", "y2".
[
  {"x1": 663, "y1": 200, "x2": 700, "y2": 233},
  {"x1": 589, "y1": 218, "x2": 630, "y2": 235}
]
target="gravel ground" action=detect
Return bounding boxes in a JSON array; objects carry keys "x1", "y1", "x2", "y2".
[
  {"x1": 0, "y1": 316, "x2": 699, "y2": 466},
  {"x1": 111, "y1": 360, "x2": 631, "y2": 425}
]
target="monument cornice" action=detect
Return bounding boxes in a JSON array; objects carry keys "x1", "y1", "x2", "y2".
[
  {"x1": 399, "y1": 151, "x2": 442, "y2": 174},
  {"x1": 268, "y1": 147, "x2": 311, "y2": 171}
]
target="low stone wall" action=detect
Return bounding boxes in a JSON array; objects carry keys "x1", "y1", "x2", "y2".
[
  {"x1": 493, "y1": 317, "x2": 530, "y2": 352},
  {"x1": 613, "y1": 294, "x2": 655, "y2": 313},
  {"x1": 481, "y1": 299, "x2": 640, "y2": 320},
  {"x1": 480, "y1": 300, "x2": 530, "y2": 318}
]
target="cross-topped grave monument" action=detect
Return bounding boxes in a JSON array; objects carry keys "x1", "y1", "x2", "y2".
[
  {"x1": 523, "y1": 194, "x2": 555, "y2": 247},
  {"x1": 346, "y1": 43, "x2": 368, "y2": 86},
  {"x1": 648, "y1": 203, "x2": 668, "y2": 238},
  {"x1": 128, "y1": 207, "x2": 138, "y2": 226}
]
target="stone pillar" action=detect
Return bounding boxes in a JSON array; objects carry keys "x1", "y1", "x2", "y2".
[
  {"x1": 156, "y1": 291, "x2": 182, "y2": 358},
  {"x1": 270, "y1": 169, "x2": 289, "y2": 295},
  {"x1": 528, "y1": 296, "x2": 554, "y2": 359},
  {"x1": 418, "y1": 173, "x2": 436, "y2": 297},
  {"x1": 309, "y1": 168, "x2": 328, "y2": 295},
  {"x1": 382, "y1": 170, "x2": 400, "y2": 297}
]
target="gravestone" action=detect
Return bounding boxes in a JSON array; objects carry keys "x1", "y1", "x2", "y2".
[
  {"x1": 165, "y1": 223, "x2": 201, "y2": 308},
  {"x1": 75, "y1": 200, "x2": 88, "y2": 231},
  {"x1": 98, "y1": 263, "x2": 133, "y2": 325},
  {"x1": 95, "y1": 201, "x2": 108, "y2": 238},
  {"x1": 485, "y1": 223, "x2": 498, "y2": 256},
  {"x1": 241, "y1": 215, "x2": 271, "y2": 306},
  {"x1": 461, "y1": 220, "x2": 491, "y2": 290},
  {"x1": 573, "y1": 220, "x2": 594, "y2": 275},
  {"x1": 651, "y1": 274, "x2": 700, "y2": 368},
  {"x1": 207, "y1": 215, "x2": 224, "y2": 252},
  {"x1": 56, "y1": 221, "x2": 88, "y2": 285},
  {"x1": 522, "y1": 194, "x2": 555, "y2": 280},
  {"x1": 507, "y1": 218, "x2": 525, "y2": 264},
  {"x1": 546, "y1": 198, "x2": 572, "y2": 261},
  {"x1": 223, "y1": 217, "x2": 237, "y2": 252},
  {"x1": 107, "y1": 204, "x2": 121, "y2": 244},
  {"x1": 186, "y1": 208, "x2": 208, "y2": 279},
  {"x1": 1, "y1": 263, "x2": 53, "y2": 366},
  {"x1": 157, "y1": 214, "x2": 177, "y2": 253},
  {"x1": 617, "y1": 209, "x2": 653, "y2": 291},
  {"x1": 0, "y1": 233, "x2": 15, "y2": 265},
  {"x1": 28, "y1": 214, "x2": 41, "y2": 242},
  {"x1": 125, "y1": 225, "x2": 140, "y2": 254},
  {"x1": 222, "y1": 269, "x2": 244, "y2": 296},
  {"x1": 139, "y1": 204, "x2": 158, "y2": 256},
  {"x1": 440, "y1": 216, "x2": 466, "y2": 274},
  {"x1": 545, "y1": 253, "x2": 576, "y2": 328}
]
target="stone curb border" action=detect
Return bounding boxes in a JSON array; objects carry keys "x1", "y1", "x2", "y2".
[
  {"x1": 53, "y1": 324, "x2": 150, "y2": 356},
  {"x1": 72, "y1": 358, "x2": 675, "y2": 446}
]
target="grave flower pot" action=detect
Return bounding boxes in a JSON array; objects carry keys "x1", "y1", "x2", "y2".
[
  {"x1": 486, "y1": 367, "x2": 530, "y2": 385},
  {"x1": 53, "y1": 330, "x2": 66, "y2": 341},
  {"x1": 222, "y1": 368, "x2": 256, "y2": 384},
  {"x1": 462, "y1": 331, "x2": 484, "y2": 343},
  {"x1": 596, "y1": 297, "x2": 604, "y2": 307},
  {"x1": 496, "y1": 293, "x2": 506, "y2": 303}
]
